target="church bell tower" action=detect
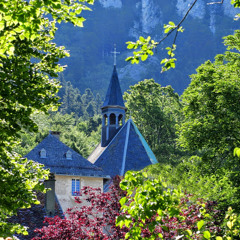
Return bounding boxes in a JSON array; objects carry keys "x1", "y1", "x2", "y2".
[{"x1": 101, "y1": 47, "x2": 126, "y2": 147}]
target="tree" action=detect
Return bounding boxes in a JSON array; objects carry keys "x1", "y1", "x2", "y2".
[
  {"x1": 60, "y1": 81, "x2": 83, "y2": 116},
  {"x1": 0, "y1": 0, "x2": 94, "y2": 237},
  {"x1": 178, "y1": 30, "x2": 240, "y2": 174},
  {"x1": 86, "y1": 102, "x2": 96, "y2": 117},
  {"x1": 124, "y1": 79, "x2": 183, "y2": 164},
  {"x1": 146, "y1": 161, "x2": 239, "y2": 212},
  {"x1": 95, "y1": 93, "x2": 103, "y2": 114},
  {"x1": 81, "y1": 88, "x2": 95, "y2": 107},
  {"x1": 174, "y1": 31, "x2": 240, "y2": 213},
  {"x1": 58, "y1": 74, "x2": 83, "y2": 115}
]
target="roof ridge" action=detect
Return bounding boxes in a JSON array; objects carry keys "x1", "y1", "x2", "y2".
[
  {"x1": 120, "y1": 120, "x2": 131, "y2": 176},
  {"x1": 93, "y1": 118, "x2": 157, "y2": 177},
  {"x1": 131, "y1": 121, "x2": 158, "y2": 164},
  {"x1": 93, "y1": 119, "x2": 130, "y2": 171}
]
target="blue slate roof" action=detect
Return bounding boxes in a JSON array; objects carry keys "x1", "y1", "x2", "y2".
[
  {"x1": 93, "y1": 119, "x2": 158, "y2": 177},
  {"x1": 102, "y1": 66, "x2": 125, "y2": 108},
  {"x1": 25, "y1": 134, "x2": 108, "y2": 178}
]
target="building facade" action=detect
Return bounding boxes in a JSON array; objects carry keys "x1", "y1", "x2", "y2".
[{"x1": 25, "y1": 131, "x2": 109, "y2": 213}]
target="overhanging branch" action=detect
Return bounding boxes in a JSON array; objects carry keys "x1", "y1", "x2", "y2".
[
  {"x1": 207, "y1": 0, "x2": 224, "y2": 5},
  {"x1": 159, "y1": 0, "x2": 198, "y2": 45}
]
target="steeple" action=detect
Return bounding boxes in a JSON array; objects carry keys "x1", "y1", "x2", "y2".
[
  {"x1": 102, "y1": 65, "x2": 125, "y2": 108},
  {"x1": 101, "y1": 65, "x2": 127, "y2": 147}
]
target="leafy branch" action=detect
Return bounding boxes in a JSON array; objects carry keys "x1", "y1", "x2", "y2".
[{"x1": 126, "y1": 0, "x2": 239, "y2": 72}]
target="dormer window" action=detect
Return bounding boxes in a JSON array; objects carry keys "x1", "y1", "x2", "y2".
[
  {"x1": 40, "y1": 148, "x2": 46, "y2": 158},
  {"x1": 66, "y1": 150, "x2": 72, "y2": 160}
]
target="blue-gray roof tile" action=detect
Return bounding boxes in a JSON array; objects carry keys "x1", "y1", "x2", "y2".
[
  {"x1": 94, "y1": 119, "x2": 157, "y2": 177},
  {"x1": 102, "y1": 66, "x2": 125, "y2": 108},
  {"x1": 25, "y1": 134, "x2": 108, "y2": 178}
]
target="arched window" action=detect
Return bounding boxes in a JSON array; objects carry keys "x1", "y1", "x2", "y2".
[
  {"x1": 110, "y1": 113, "x2": 116, "y2": 125},
  {"x1": 66, "y1": 150, "x2": 72, "y2": 160},
  {"x1": 40, "y1": 148, "x2": 46, "y2": 158},
  {"x1": 118, "y1": 114, "x2": 123, "y2": 126}
]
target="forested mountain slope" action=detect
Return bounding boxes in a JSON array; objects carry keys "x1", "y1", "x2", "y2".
[{"x1": 55, "y1": 0, "x2": 240, "y2": 95}]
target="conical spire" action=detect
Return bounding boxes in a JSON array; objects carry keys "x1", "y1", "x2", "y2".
[
  {"x1": 101, "y1": 65, "x2": 126, "y2": 147},
  {"x1": 102, "y1": 66, "x2": 125, "y2": 108}
]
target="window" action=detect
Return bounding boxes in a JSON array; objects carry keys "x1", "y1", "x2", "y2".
[
  {"x1": 72, "y1": 179, "x2": 80, "y2": 196},
  {"x1": 40, "y1": 148, "x2": 46, "y2": 158},
  {"x1": 110, "y1": 113, "x2": 116, "y2": 125},
  {"x1": 66, "y1": 150, "x2": 72, "y2": 160},
  {"x1": 118, "y1": 114, "x2": 123, "y2": 126}
]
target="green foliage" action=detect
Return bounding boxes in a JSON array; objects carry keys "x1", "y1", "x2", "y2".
[
  {"x1": 221, "y1": 207, "x2": 240, "y2": 239},
  {"x1": 0, "y1": 0, "x2": 94, "y2": 236},
  {"x1": 125, "y1": 32, "x2": 180, "y2": 72},
  {"x1": 126, "y1": 36, "x2": 158, "y2": 63},
  {"x1": 146, "y1": 162, "x2": 238, "y2": 211},
  {"x1": 178, "y1": 30, "x2": 240, "y2": 172},
  {"x1": 124, "y1": 79, "x2": 183, "y2": 164},
  {"x1": 117, "y1": 171, "x2": 183, "y2": 239},
  {"x1": 163, "y1": 21, "x2": 177, "y2": 34},
  {"x1": 231, "y1": 0, "x2": 240, "y2": 8},
  {"x1": 233, "y1": 147, "x2": 240, "y2": 158},
  {"x1": 174, "y1": 31, "x2": 240, "y2": 213},
  {"x1": 196, "y1": 207, "x2": 240, "y2": 240},
  {"x1": 0, "y1": 151, "x2": 48, "y2": 237},
  {"x1": 60, "y1": 81, "x2": 83, "y2": 116},
  {"x1": 58, "y1": 79, "x2": 102, "y2": 118},
  {"x1": 117, "y1": 171, "x2": 223, "y2": 240}
]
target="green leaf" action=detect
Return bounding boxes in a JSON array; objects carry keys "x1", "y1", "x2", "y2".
[
  {"x1": 177, "y1": 26, "x2": 184, "y2": 32},
  {"x1": 139, "y1": 36, "x2": 145, "y2": 42},
  {"x1": 0, "y1": 20, "x2": 4, "y2": 30},
  {"x1": 203, "y1": 231, "x2": 211, "y2": 239},
  {"x1": 7, "y1": 45, "x2": 15, "y2": 55},
  {"x1": 141, "y1": 54, "x2": 148, "y2": 61},
  {"x1": 126, "y1": 56, "x2": 133, "y2": 62},
  {"x1": 227, "y1": 220, "x2": 233, "y2": 229},
  {"x1": 234, "y1": 147, "x2": 240, "y2": 157},
  {"x1": 197, "y1": 220, "x2": 205, "y2": 230},
  {"x1": 127, "y1": 43, "x2": 135, "y2": 49},
  {"x1": 185, "y1": 229, "x2": 192, "y2": 236},
  {"x1": 119, "y1": 197, "x2": 127, "y2": 206},
  {"x1": 125, "y1": 232, "x2": 130, "y2": 239}
]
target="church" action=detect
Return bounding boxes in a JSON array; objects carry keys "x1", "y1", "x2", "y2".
[
  {"x1": 88, "y1": 64, "x2": 157, "y2": 177},
  {"x1": 25, "y1": 56, "x2": 157, "y2": 214}
]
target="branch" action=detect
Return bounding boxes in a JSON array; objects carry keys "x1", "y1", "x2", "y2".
[
  {"x1": 160, "y1": 0, "x2": 198, "y2": 72},
  {"x1": 207, "y1": 0, "x2": 224, "y2": 5},
  {"x1": 159, "y1": 0, "x2": 198, "y2": 45}
]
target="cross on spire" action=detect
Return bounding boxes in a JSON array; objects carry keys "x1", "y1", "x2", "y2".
[{"x1": 111, "y1": 44, "x2": 120, "y2": 66}]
